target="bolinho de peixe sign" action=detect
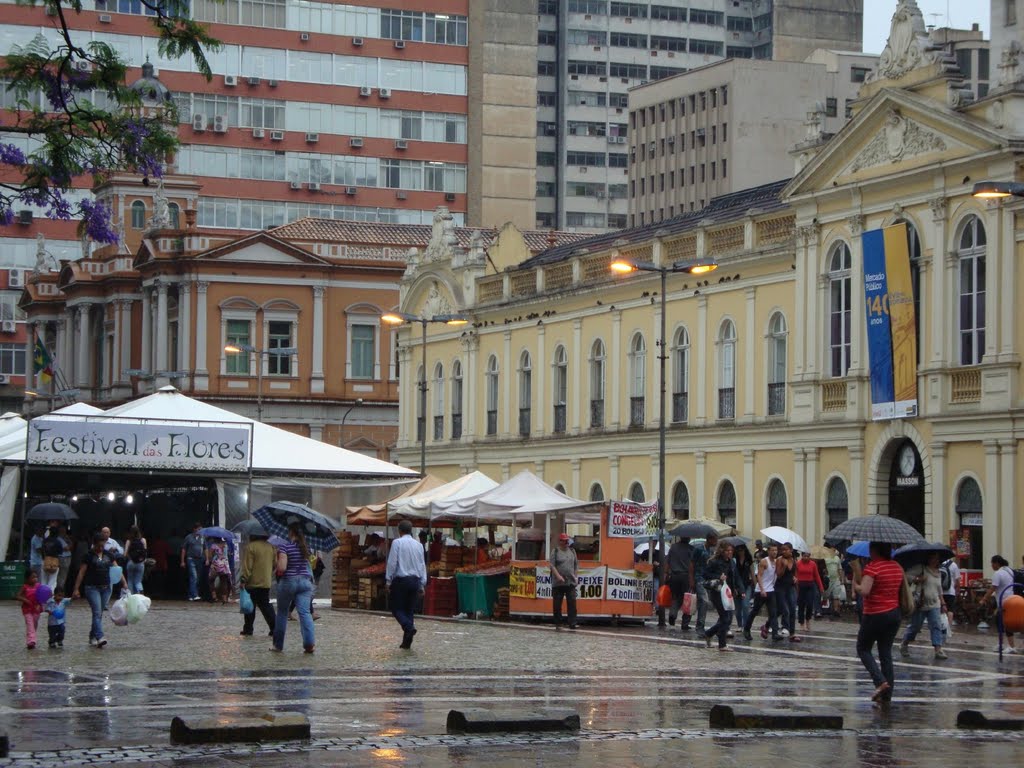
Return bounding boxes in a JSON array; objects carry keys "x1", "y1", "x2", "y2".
[{"x1": 27, "y1": 420, "x2": 251, "y2": 472}]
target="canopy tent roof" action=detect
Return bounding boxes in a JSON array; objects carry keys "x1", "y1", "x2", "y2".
[
  {"x1": 345, "y1": 474, "x2": 444, "y2": 526},
  {"x1": 389, "y1": 471, "x2": 498, "y2": 520},
  {"x1": 0, "y1": 413, "x2": 27, "y2": 462},
  {"x1": 53, "y1": 403, "x2": 104, "y2": 416},
  {"x1": 433, "y1": 470, "x2": 599, "y2": 521}
]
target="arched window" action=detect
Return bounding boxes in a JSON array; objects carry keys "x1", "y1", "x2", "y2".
[
  {"x1": 628, "y1": 333, "x2": 646, "y2": 426},
  {"x1": 553, "y1": 345, "x2": 568, "y2": 433},
  {"x1": 766, "y1": 478, "x2": 787, "y2": 528},
  {"x1": 671, "y1": 481, "x2": 690, "y2": 521},
  {"x1": 168, "y1": 202, "x2": 180, "y2": 229},
  {"x1": 130, "y1": 200, "x2": 146, "y2": 229},
  {"x1": 628, "y1": 481, "x2": 645, "y2": 503},
  {"x1": 589, "y1": 482, "x2": 605, "y2": 502},
  {"x1": 718, "y1": 319, "x2": 736, "y2": 420},
  {"x1": 672, "y1": 327, "x2": 689, "y2": 423},
  {"x1": 957, "y1": 215, "x2": 986, "y2": 365},
  {"x1": 825, "y1": 477, "x2": 848, "y2": 532},
  {"x1": 767, "y1": 312, "x2": 787, "y2": 416},
  {"x1": 589, "y1": 339, "x2": 605, "y2": 428},
  {"x1": 828, "y1": 242, "x2": 852, "y2": 377},
  {"x1": 485, "y1": 355, "x2": 499, "y2": 436},
  {"x1": 415, "y1": 364, "x2": 425, "y2": 442},
  {"x1": 955, "y1": 477, "x2": 983, "y2": 570},
  {"x1": 518, "y1": 351, "x2": 532, "y2": 437},
  {"x1": 451, "y1": 360, "x2": 463, "y2": 439},
  {"x1": 432, "y1": 363, "x2": 444, "y2": 441},
  {"x1": 717, "y1": 481, "x2": 736, "y2": 527}
]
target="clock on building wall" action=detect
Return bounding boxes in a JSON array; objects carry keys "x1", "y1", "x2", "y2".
[{"x1": 895, "y1": 444, "x2": 920, "y2": 488}]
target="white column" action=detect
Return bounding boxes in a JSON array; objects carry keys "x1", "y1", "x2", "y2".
[
  {"x1": 610, "y1": 310, "x2": 622, "y2": 429},
  {"x1": 155, "y1": 281, "x2": 168, "y2": 377},
  {"x1": 743, "y1": 287, "x2": 756, "y2": 420},
  {"x1": 983, "y1": 439, "x2": 1000, "y2": 564},
  {"x1": 464, "y1": 335, "x2": 477, "y2": 441},
  {"x1": 793, "y1": 449, "x2": 806, "y2": 532},
  {"x1": 999, "y1": 440, "x2": 1016, "y2": 564},
  {"x1": 140, "y1": 288, "x2": 152, "y2": 375},
  {"x1": 534, "y1": 324, "x2": 546, "y2": 435},
  {"x1": 119, "y1": 300, "x2": 132, "y2": 384},
  {"x1": 194, "y1": 281, "x2": 209, "y2": 390},
  {"x1": 695, "y1": 450, "x2": 706, "y2": 522},
  {"x1": 571, "y1": 318, "x2": 582, "y2": 435},
  {"x1": 179, "y1": 282, "x2": 192, "y2": 381},
  {"x1": 849, "y1": 444, "x2": 864, "y2": 517},
  {"x1": 983, "y1": 205, "x2": 1000, "y2": 361},
  {"x1": 501, "y1": 331, "x2": 511, "y2": 437},
  {"x1": 75, "y1": 305, "x2": 90, "y2": 388},
  {"x1": 847, "y1": 215, "x2": 867, "y2": 374},
  {"x1": 54, "y1": 318, "x2": 66, "y2": 385},
  {"x1": 695, "y1": 295, "x2": 707, "y2": 425},
  {"x1": 61, "y1": 309, "x2": 74, "y2": 385},
  {"x1": 311, "y1": 285, "x2": 325, "y2": 393},
  {"x1": 805, "y1": 448, "x2": 819, "y2": 546},
  {"x1": 999, "y1": 204, "x2": 1016, "y2": 360},
  {"x1": 929, "y1": 198, "x2": 948, "y2": 366},
  {"x1": 609, "y1": 455, "x2": 620, "y2": 501},
  {"x1": 111, "y1": 300, "x2": 121, "y2": 386},
  {"x1": 571, "y1": 457, "x2": 581, "y2": 499},
  {"x1": 742, "y1": 449, "x2": 755, "y2": 535},
  {"x1": 930, "y1": 441, "x2": 946, "y2": 543}
]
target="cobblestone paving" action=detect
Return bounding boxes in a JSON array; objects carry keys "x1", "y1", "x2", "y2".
[{"x1": 0, "y1": 603, "x2": 1022, "y2": 767}]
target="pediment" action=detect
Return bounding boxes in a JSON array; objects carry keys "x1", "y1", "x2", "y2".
[
  {"x1": 196, "y1": 232, "x2": 330, "y2": 265},
  {"x1": 785, "y1": 89, "x2": 1006, "y2": 199}
]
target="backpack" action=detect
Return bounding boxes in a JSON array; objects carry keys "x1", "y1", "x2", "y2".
[
  {"x1": 42, "y1": 536, "x2": 64, "y2": 558},
  {"x1": 939, "y1": 562, "x2": 952, "y2": 593},
  {"x1": 128, "y1": 538, "x2": 147, "y2": 564}
]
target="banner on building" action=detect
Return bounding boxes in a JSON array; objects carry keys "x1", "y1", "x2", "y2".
[
  {"x1": 27, "y1": 419, "x2": 251, "y2": 472},
  {"x1": 604, "y1": 568, "x2": 655, "y2": 603},
  {"x1": 861, "y1": 223, "x2": 918, "y2": 420},
  {"x1": 608, "y1": 499, "x2": 659, "y2": 538}
]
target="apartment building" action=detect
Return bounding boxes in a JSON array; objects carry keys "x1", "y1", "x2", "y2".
[
  {"x1": 534, "y1": 0, "x2": 864, "y2": 232},
  {"x1": 627, "y1": 52, "x2": 877, "y2": 225},
  {"x1": 929, "y1": 25, "x2": 991, "y2": 99}
]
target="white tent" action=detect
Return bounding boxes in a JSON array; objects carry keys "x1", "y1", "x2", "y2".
[
  {"x1": 387, "y1": 470, "x2": 498, "y2": 519},
  {"x1": 433, "y1": 469, "x2": 598, "y2": 521},
  {"x1": 0, "y1": 412, "x2": 26, "y2": 554}
]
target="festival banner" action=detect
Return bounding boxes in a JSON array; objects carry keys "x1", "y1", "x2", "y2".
[
  {"x1": 608, "y1": 499, "x2": 659, "y2": 538},
  {"x1": 509, "y1": 565, "x2": 536, "y2": 599},
  {"x1": 883, "y1": 223, "x2": 918, "y2": 417},
  {"x1": 576, "y1": 566, "x2": 606, "y2": 601},
  {"x1": 604, "y1": 568, "x2": 655, "y2": 603},
  {"x1": 862, "y1": 227, "x2": 896, "y2": 420}
]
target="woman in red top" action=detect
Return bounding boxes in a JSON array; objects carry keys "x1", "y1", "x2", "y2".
[
  {"x1": 796, "y1": 551, "x2": 825, "y2": 633},
  {"x1": 852, "y1": 541, "x2": 905, "y2": 705}
]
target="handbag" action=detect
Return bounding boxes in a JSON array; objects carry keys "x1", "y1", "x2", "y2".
[
  {"x1": 239, "y1": 587, "x2": 254, "y2": 614},
  {"x1": 682, "y1": 592, "x2": 697, "y2": 615},
  {"x1": 899, "y1": 577, "x2": 915, "y2": 617},
  {"x1": 43, "y1": 556, "x2": 59, "y2": 574},
  {"x1": 721, "y1": 585, "x2": 735, "y2": 611},
  {"x1": 656, "y1": 584, "x2": 672, "y2": 608}
]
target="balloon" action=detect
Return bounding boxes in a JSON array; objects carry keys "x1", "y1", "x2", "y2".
[{"x1": 35, "y1": 584, "x2": 53, "y2": 605}]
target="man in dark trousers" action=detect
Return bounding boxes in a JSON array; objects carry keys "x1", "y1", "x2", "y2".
[
  {"x1": 550, "y1": 533, "x2": 579, "y2": 629},
  {"x1": 667, "y1": 536, "x2": 695, "y2": 630},
  {"x1": 386, "y1": 520, "x2": 427, "y2": 649}
]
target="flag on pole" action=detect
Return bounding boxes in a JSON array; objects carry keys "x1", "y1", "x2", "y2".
[{"x1": 33, "y1": 335, "x2": 53, "y2": 383}]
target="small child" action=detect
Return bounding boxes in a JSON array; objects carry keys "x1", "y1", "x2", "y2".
[
  {"x1": 15, "y1": 570, "x2": 43, "y2": 650},
  {"x1": 45, "y1": 588, "x2": 72, "y2": 648}
]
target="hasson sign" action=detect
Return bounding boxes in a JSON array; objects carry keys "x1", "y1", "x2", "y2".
[{"x1": 27, "y1": 420, "x2": 251, "y2": 472}]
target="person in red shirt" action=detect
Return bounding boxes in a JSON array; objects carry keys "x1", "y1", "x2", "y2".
[
  {"x1": 796, "y1": 551, "x2": 825, "y2": 633},
  {"x1": 852, "y1": 541, "x2": 905, "y2": 706}
]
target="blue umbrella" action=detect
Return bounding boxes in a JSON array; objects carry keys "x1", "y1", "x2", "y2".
[
  {"x1": 199, "y1": 526, "x2": 235, "y2": 541},
  {"x1": 846, "y1": 541, "x2": 870, "y2": 558},
  {"x1": 253, "y1": 501, "x2": 340, "y2": 553}
]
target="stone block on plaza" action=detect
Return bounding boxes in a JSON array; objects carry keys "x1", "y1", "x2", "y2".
[
  {"x1": 446, "y1": 707, "x2": 580, "y2": 734},
  {"x1": 709, "y1": 704, "x2": 843, "y2": 730},
  {"x1": 957, "y1": 710, "x2": 1024, "y2": 730},
  {"x1": 170, "y1": 711, "x2": 310, "y2": 744},
  {"x1": 0, "y1": 728, "x2": 7, "y2": 758}
]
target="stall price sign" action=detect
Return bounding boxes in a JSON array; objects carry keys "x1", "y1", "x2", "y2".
[
  {"x1": 535, "y1": 566, "x2": 553, "y2": 599},
  {"x1": 509, "y1": 565, "x2": 536, "y2": 599},
  {"x1": 576, "y1": 566, "x2": 606, "y2": 600},
  {"x1": 608, "y1": 500, "x2": 659, "y2": 538},
  {"x1": 605, "y1": 568, "x2": 654, "y2": 602}
]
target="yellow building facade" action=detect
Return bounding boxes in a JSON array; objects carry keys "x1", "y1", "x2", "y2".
[{"x1": 392, "y1": 9, "x2": 1024, "y2": 570}]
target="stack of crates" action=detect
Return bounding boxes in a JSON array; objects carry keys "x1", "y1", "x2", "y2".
[
  {"x1": 493, "y1": 587, "x2": 510, "y2": 621},
  {"x1": 438, "y1": 546, "x2": 463, "y2": 577},
  {"x1": 424, "y1": 576, "x2": 457, "y2": 616},
  {"x1": 331, "y1": 532, "x2": 356, "y2": 608}
]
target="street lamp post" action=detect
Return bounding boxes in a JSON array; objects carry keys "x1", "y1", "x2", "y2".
[
  {"x1": 972, "y1": 181, "x2": 1024, "y2": 199},
  {"x1": 611, "y1": 255, "x2": 717, "y2": 615},
  {"x1": 223, "y1": 343, "x2": 297, "y2": 422},
  {"x1": 381, "y1": 312, "x2": 468, "y2": 476},
  {"x1": 340, "y1": 397, "x2": 364, "y2": 447}
]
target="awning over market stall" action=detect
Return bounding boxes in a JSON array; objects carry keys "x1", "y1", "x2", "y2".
[
  {"x1": 392, "y1": 471, "x2": 498, "y2": 519},
  {"x1": 433, "y1": 470, "x2": 599, "y2": 522},
  {"x1": 346, "y1": 474, "x2": 445, "y2": 526}
]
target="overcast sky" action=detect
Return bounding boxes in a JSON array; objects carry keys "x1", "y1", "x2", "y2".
[{"x1": 863, "y1": 1, "x2": 991, "y2": 55}]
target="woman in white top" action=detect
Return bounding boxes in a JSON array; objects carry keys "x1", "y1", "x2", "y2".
[
  {"x1": 984, "y1": 555, "x2": 1017, "y2": 654},
  {"x1": 899, "y1": 552, "x2": 949, "y2": 660}
]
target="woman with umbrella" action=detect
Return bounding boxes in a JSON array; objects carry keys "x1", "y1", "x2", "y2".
[
  {"x1": 703, "y1": 540, "x2": 740, "y2": 651},
  {"x1": 851, "y1": 542, "x2": 906, "y2": 705},
  {"x1": 271, "y1": 522, "x2": 316, "y2": 654},
  {"x1": 237, "y1": 521, "x2": 277, "y2": 637},
  {"x1": 899, "y1": 549, "x2": 949, "y2": 661}
]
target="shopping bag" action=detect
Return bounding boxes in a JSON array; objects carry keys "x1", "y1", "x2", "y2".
[
  {"x1": 721, "y1": 585, "x2": 735, "y2": 611},
  {"x1": 682, "y1": 592, "x2": 697, "y2": 615},
  {"x1": 109, "y1": 565, "x2": 123, "y2": 587},
  {"x1": 656, "y1": 584, "x2": 672, "y2": 608},
  {"x1": 239, "y1": 588, "x2": 254, "y2": 614},
  {"x1": 940, "y1": 612, "x2": 952, "y2": 637},
  {"x1": 109, "y1": 595, "x2": 129, "y2": 626},
  {"x1": 125, "y1": 593, "x2": 151, "y2": 624}
]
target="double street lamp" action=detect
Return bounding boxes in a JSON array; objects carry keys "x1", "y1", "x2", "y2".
[
  {"x1": 972, "y1": 181, "x2": 1024, "y2": 199},
  {"x1": 610, "y1": 255, "x2": 717, "y2": 600},
  {"x1": 223, "y1": 343, "x2": 297, "y2": 422},
  {"x1": 381, "y1": 311, "x2": 468, "y2": 475}
]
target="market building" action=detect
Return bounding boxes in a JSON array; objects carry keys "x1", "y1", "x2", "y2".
[{"x1": 390, "y1": 1, "x2": 1024, "y2": 574}]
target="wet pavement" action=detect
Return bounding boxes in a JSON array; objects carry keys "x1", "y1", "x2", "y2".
[{"x1": 0, "y1": 601, "x2": 1022, "y2": 766}]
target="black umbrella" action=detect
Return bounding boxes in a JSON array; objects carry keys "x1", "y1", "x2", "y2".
[
  {"x1": 825, "y1": 515, "x2": 925, "y2": 546},
  {"x1": 721, "y1": 535, "x2": 753, "y2": 549},
  {"x1": 232, "y1": 519, "x2": 268, "y2": 537},
  {"x1": 668, "y1": 522, "x2": 720, "y2": 539},
  {"x1": 26, "y1": 502, "x2": 77, "y2": 522},
  {"x1": 893, "y1": 541, "x2": 954, "y2": 568},
  {"x1": 253, "y1": 501, "x2": 341, "y2": 552}
]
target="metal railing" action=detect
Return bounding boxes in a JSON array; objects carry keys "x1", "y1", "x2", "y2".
[
  {"x1": 672, "y1": 392, "x2": 688, "y2": 423},
  {"x1": 486, "y1": 410, "x2": 497, "y2": 436},
  {"x1": 451, "y1": 413, "x2": 462, "y2": 440},
  {"x1": 767, "y1": 382, "x2": 786, "y2": 416},
  {"x1": 590, "y1": 399, "x2": 604, "y2": 428},
  {"x1": 629, "y1": 396, "x2": 645, "y2": 427},
  {"x1": 433, "y1": 415, "x2": 443, "y2": 441},
  {"x1": 718, "y1": 388, "x2": 735, "y2": 420},
  {"x1": 416, "y1": 416, "x2": 424, "y2": 442},
  {"x1": 553, "y1": 404, "x2": 566, "y2": 433},
  {"x1": 519, "y1": 408, "x2": 531, "y2": 437}
]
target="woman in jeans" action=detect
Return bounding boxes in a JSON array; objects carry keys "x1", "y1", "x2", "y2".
[
  {"x1": 72, "y1": 532, "x2": 127, "y2": 649},
  {"x1": 124, "y1": 525, "x2": 148, "y2": 595},
  {"x1": 272, "y1": 523, "x2": 316, "y2": 654},
  {"x1": 852, "y1": 542, "x2": 905, "y2": 705},
  {"x1": 703, "y1": 541, "x2": 738, "y2": 651},
  {"x1": 900, "y1": 552, "x2": 949, "y2": 660},
  {"x1": 796, "y1": 550, "x2": 825, "y2": 633},
  {"x1": 733, "y1": 544, "x2": 755, "y2": 633}
]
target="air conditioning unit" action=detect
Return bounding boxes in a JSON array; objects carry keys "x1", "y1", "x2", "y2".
[
  {"x1": 305, "y1": 132, "x2": 319, "y2": 143},
  {"x1": 349, "y1": 137, "x2": 363, "y2": 147},
  {"x1": 352, "y1": 37, "x2": 364, "y2": 47},
  {"x1": 270, "y1": 130, "x2": 284, "y2": 141},
  {"x1": 0, "y1": 374, "x2": 8, "y2": 384},
  {"x1": 73, "y1": 60, "x2": 93, "y2": 72},
  {"x1": 396, "y1": 191, "x2": 407, "y2": 200},
  {"x1": 307, "y1": 182, "x2": 321, "y2": 191},
  {"x1": 224, "y1": 74, "x2": 238, "y2": 86},
  {"x1": 378, "y1": 87, "x2": 391, "y2": 99},
  {"x1": 666, "y1": 135, "x2": 675, "y2": 144},
  {"x1": 192, "y1": 114, "x2": 207, "y2": 131},
  {"x1": 212, "y1": 115, "x2": 228, "y2": 133},
  {"x1": 345, "y1": 186, "x2": 357, "y2": 195},
  {"x1": 99, "y1": 13, "x2": 112, "y2": 22},
  {"x1": 395, "y1": 139, "x2": 408, "y2": 149},
  {"x1": 252, "y1": 128, "x2": 265, "y2": 138},
  {"x1": 616, "y1": 136, "x2": 626, "y2": 144},
  {"x1": 358, "y1": 86, "x2": 372, "y2": 97},
  {"x1": 607, "y1": 136, "x2": 617, "y2": 144},
  {"x1": 0, "y1": 321, "x2": 14, "y2": 334},
  {"x1": 445, "y1": 192, "x2": 456, "y2": 202},
  {"x1": 300, "y1": 32, "x2": 310, "y2": 42},
  {"x1": 247, "y1": 76, "x2": 261, "y2": 86},
  {"x1": 394, "y1": 40, "x2": 406, "y2": 49},
  {"x1": 8, "y1": 269, "x2": 24, "y2": 287},
  {"x1": 17, "y1": 210, "x2": 32, "y2": 226},
  {"x1": 268, "y1": 79, "x2": 279, "y2": 87},
  {"x1": 290, "y1": 180, "x2": 302, "y2": 190}
]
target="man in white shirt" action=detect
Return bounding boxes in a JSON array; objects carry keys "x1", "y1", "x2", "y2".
[
  {"x1": 941, "y1": 557, "x2": 960, "y2": 624},
  {"x1": 101, "y1": 527, "x2": 123, "y2": 558},
  {"x1": 386, "y1": 520, "x2": 428, "y2": 649}
]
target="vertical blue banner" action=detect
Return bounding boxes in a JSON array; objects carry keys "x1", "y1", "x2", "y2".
[{"x1": 862, "y1": 229, "x2": 895, "y2": 420}]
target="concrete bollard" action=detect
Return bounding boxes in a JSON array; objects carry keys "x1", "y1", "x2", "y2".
[
  {"x1": 446, "y1": 708, "x2": 580, "y2": 734},
  {"x1": 170, "y1": 711, "x2": 311, "y2": 744},
  {"x1": 709, "y1": 704, "x2": 843, "y2": 730},
  {"x1": 957, "y1": 710, "x2": 1024, "y2": 731}
]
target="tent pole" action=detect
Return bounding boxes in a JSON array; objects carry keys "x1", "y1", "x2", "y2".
[{"x1": 18, "y1": 417, "x2": 33, "y2": 559}]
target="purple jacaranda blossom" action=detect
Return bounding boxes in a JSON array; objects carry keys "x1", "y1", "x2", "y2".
[
  {"x1": 78, "y1": 198, "x2": 118, "y2": 243},
  {"x1": 0, "y1": 143, "x2": 26, "y2": 166}
]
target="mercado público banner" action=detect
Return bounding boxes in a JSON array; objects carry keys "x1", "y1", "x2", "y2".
[
  {"x1": 27, "y1": 419, "x2": 251, "y2": 472},
  {"x1": 608, "y1": 499, "x2": 659, "y2": 538},
  {"x1": 861, "y1": 223, "x2": 918, "y2": 420}
]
